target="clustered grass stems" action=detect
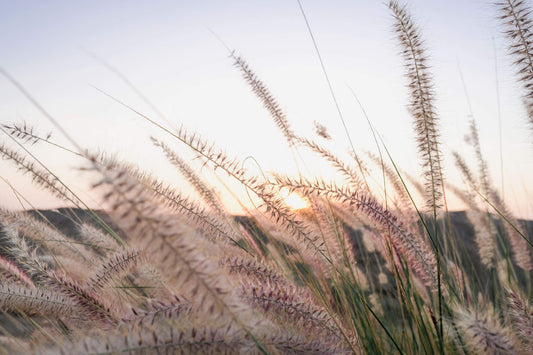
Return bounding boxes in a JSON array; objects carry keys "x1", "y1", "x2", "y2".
[
  {"x1": 1, "y1": 1, "x2": 533, "y2": 354},
  {"x1": 272, "y1": 175, "x2": 438, "y2": 291},
  {"x1": 389, "y1": 2, "x2": 448, "y2": 351},
  {"x1": 91, "y1": 151, "x2": 242, "y2": 246},
  {"x1": 169, "y1": 124, "x2": 327, "y2": 256},
  {"x1": 456, "y1": 127, "x2": 533, "y2": 271}
]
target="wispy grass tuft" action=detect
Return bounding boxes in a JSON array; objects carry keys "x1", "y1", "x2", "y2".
[{"x1": 0, "y1": 1, "x2": 532, "y2": 354}]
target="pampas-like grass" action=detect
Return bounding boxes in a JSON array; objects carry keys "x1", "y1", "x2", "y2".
[
  {"x1": 489, "y1": 191, "x2": 533, "y2": 271},
  {"x1": 296, "y1": 137, "x2": 365, "y2": 191},
  {"x1": 232, "y1": 54, "x2": 295, "y2": 147},
  {"x1": 221, "y1": 256, "x2": 290, "y2": 287},
  {"x1": 123, "y1": 296, "x2": 191, "y2": 326},
  {"x1": 85, "y1": 249, "x2": 144, "y2": 292},
  {"x1": 313, "y1": 121, "x2": 332, "y2": 140},
  {"x1": 365, "y1": 150, "x2": 414, "y2": 218},
  {"x1": 496, "y1": 0, "x2": 533, "y2": 126},
  {"x1": 1, "y1": 1, "x2": 533, "y2": 353},
  {"x1": 389, "y1": 0, "x2": 444, "y2": 211},
  {"x1": 0, "y1": 283, "x2": 72, "y2": 318},
  {"x1": 466, "y1": 210, "x2": 498, "y2": 268},
  {"x1": 466, "y1": 119, "x2": 492, "y2": 196},
  {"x1": 76, "y1": 222, "x2": 120, "y2": 253},
  {"x1": 0, "y1": 209, "x2": 94, "y2": 273},
  {"x1": 456, "y1": 307, "x2": 518, "y2": 355},
  {"x1": 0, "y1": 209, "x2": 94, "y2": 283},
  {"x1": 0, "y1": 143, "x2": 78, "y2": 204},
  {"x1": 242, "y1": 282, "x2": 344, "y2": 341},
  {"x1": 304, "y1": 196, "x2": 358, "y2": 271},
  {"x1": 273, "y1": 174, "x2": 439, "y2": 290},
  {"x1": 53, "y1": 323, "x2": 250, "y2": 355},
  {"x1": 172, "y1": 125, "x2": 326, "y2": 255},
  {"x1": 91, "y1": 152, "x2": 242, "y2": 245},
  {"x1": 45, "y1": 270, "x2": 117, "y2": 325},
  {"x1": 453, "y1": 151, "x2": 479, "y2": 193},
  {"x1": 89, "y1": 160, "x2": 270, "y2": 346},
  {"x1": 507, "y1": 289, "x2": 533, "y2": 352},
  {"x1": 53, "y1": 321, "x2": 341, "y2": 355},
  {"x1": 151, "y1": 137, "x2": 227, "y2": 216},
  {"x1": 0, "y1": 254, "x2": 35, "y2": 289}
]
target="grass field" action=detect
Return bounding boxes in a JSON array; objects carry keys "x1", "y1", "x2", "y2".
[{"x1": 1, "y1": 1, "x2": 533, "y2": 354}]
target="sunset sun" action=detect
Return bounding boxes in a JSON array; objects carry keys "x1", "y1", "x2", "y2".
[{"x1": 280, "y1": 188, "x2": 309, "y2": 210}]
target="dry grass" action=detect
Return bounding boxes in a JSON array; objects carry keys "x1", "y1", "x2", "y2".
[{"x1": 0, "y1": 1, "x2": 533, "y2": 354}]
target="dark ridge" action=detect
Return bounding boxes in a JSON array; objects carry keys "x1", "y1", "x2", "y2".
[
  {"x1": 25, "y1": 208, "x2": 122, "y2": 241},
  {"x1": 0, "y1": 208, "x2": 532, "y2": 334}
]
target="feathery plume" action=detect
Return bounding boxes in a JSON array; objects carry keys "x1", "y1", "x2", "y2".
[
  {"x1": 232, "y1": 54, "x2": 295, "y2": 146},
  {"x1": 243, "y1": 283, "x2": 344, "y2": 341},
  {"x1": 456, "y1": 307, "x2": 517, "y2": 355},
  {"x1": 507, "y1": 290, "x2": 533, "y2": 353},
  {"x1": 0, "y1": 208, "x2": 92, "y2": 269},
  {"x1": 151, "y1": 137, "x2": 227, "y2": 216},
  {"x1": 56, "y1": 323, "x2": 249, "y2": 355},
  {"x1": 466, "y1": 119, "x2": 492, "y2": 195},
  {"x1": 170, "y1": 126, "x2": 325, "y2": 254},
  {"x1": 0, "y1": 143, "x2": 79, "y2": 203},
  {"x1": 273, "y1": 175, "x2": 439, "y2": 290},
  {"x1": 366, "y1": 150, "x2": 413, "y2": 215},
  {"x1": 90, "y1": 152, "x2": 242, "y2": 245},
  {"x1": 453, "y1": 151, "x2": 478, "y2": 193},
  {"x1": 296, "y1": 136, "x2": 364, "y2": 190},
  {"x1": 0, "y1": 283, "x2": 73, "y2": 318},
  {"x1": 0, "y1": 254, "x2": 35, "y2": 289},
  {"x1": 2, "y1": 122, "x2": 52, "y2": 146},
  {"x1": 313, "y1": 121, "x2": 332, "y2": 140},
  {"x1": 77, "y1": 222, "x2": 120, "y2": 253},
  {"x1": 507, "y1": 289, "x2": 533, "y2": 352},
  {"x1": 45, "y1": 271, "x2": 117, "y2": 325},
  {"x1": 0, "y1": 226, "x2": 49, "y2": 284},
  {"x1": 466, "y1": 210, "x2": 498, "y2": 268},
  {"x1": 86, "y1": 249, "x2": 144, "y2": 292},
  {"x1": 307, "y1": 196, "x2": 357, "y2": 269},
  {"x1": 221, "y1": 256, "x2": 289, "y2": 287},
  {"x1": 389, "y1": 0, "x2": 444, "y2": 211},
  {"x1": 90, "y1": 161, "x2": 265, "y2": 337},
  {"x1": 123, "y1": 296, "x2": 191, "y2": 326},
  {"x1": 495, "y1": 0, "x2": 533, "y2": 126}
]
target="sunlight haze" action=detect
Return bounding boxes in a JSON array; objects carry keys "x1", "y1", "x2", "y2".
[{"x1": 1, "y1": 0, "x2": 532, "y2": 218}]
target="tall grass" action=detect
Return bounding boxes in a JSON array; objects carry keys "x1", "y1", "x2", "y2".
[{"x1": 0, "y1": 1, "x2": 533, "y2": 354}]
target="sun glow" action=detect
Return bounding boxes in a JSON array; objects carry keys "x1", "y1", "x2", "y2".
[{"x1": 280, "y1": 189, "x2": 309, "y2": 210}]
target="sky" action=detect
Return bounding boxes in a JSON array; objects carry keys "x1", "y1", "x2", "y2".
[{"x1": 1, "y1": 0, "x2": 533, "y2": 218}]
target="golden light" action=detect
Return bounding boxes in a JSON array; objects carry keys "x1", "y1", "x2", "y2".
[{"x1": 280, "y1": 189, "x2": 309, "y2": 210}]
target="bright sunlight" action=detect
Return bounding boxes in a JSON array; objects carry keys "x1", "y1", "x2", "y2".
[{"x1": 280, "y1": 188, "x2": 309, "y2": 210}]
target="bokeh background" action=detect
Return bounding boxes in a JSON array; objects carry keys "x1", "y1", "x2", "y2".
[{"x1": 1, "y1": 0, "x2": 531, "y2": 218}]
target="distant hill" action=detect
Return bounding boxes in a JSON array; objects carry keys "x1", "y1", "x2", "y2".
[
  {"x1": 1, "y1": 208, "x2": 532, "y2": 303},
  {"x1": 3, "y1": 208, "x2": 533, "y2": 267}
]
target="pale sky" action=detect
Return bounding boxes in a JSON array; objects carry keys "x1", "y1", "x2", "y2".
[{"x1": 1, "y1": 1, "x2": 533, "y2": 218}]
